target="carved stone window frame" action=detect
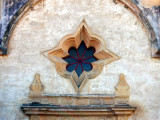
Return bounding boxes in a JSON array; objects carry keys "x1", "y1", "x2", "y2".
[{"x1": 42, "y1": 20, "x2": 120, "y2": 93}]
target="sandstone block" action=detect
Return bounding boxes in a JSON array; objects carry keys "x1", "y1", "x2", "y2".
[
  {"x1": 103, "y1": 98, "x2": 115, "y2": 105},
  {"x1": 60, "y1": 97, "x2": 73, "y2": 105},
  {"x1": 75, "y1": 98, "x2": 88, "y2": 105},
  {"x1": 89, "y1": 99, "x2": 101, "y2": 105}
]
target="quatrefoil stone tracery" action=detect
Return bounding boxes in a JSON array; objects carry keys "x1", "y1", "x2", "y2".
[{"x1": 42, "y1": 20, "x2": 120, "y2": 93}]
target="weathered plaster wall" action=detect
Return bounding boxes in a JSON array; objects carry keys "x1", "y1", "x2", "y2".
[
  {"x1": 0, "y1": 0, "x2": 160, "y2": 120},
  {"x1": 0, "y1": 0, "x2": 28, "y2": 39},
  {"x1": 0, "y1": 0, "x2": 160, "y2": 57},
  {"x1": 0, "y1": 0, "x2": 28, "y2": 52},
  {"x1": 136, "y1": 0, "x2": 160, "y2": 56}
]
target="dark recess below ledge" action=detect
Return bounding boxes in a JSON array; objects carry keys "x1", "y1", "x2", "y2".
[{"x1": 21, "y1": 102, "x2": 137, "y2": 116}]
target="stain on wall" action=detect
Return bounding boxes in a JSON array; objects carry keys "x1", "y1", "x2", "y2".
[
  {"x1": 0, "y1": 1, "x2": 1, "y2": 19},
  {"x1": 136, "y1": 0, "x2": 160, "y2": 54},
  {"x1": 0, "y1": 1, "x2": 1, "y2": 40},
  {"x1": 0, "y1": 0, "x2": 28, "y2": 49}
]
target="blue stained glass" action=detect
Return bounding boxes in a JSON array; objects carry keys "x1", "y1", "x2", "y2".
[
  {"x1": 75, "y1": 64, "x2": 83, "y2": 77},
  {"x1": 82, "y1": 63, "x2": 92, "y2": 71},
  {"x1": 63, "y1": 41, "x2": 98, "y2": 77},
  {"x1": 68, "y1": 47, "x2": 78, "y2": 59},
  {"x1": 64, "y1": 56, "x2": 77, "y2": 64},
  {"x1": 66, "y1": 63, "x2": 78, "y2": 72},
  {"x1": 83, "y1": 56, "x2": 97, "y2": 63}
]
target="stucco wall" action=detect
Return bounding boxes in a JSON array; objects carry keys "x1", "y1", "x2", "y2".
[{"x1": 0, "y1": 0, "x2": 160, "y2": 120}]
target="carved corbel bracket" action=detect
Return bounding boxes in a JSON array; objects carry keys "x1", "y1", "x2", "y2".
[
  {"x1": 115, "y1": 74, "x2": 130, "y2": 104},
  {"x1": 29, "y1": 73, "x2": 44, "y2": 97}
]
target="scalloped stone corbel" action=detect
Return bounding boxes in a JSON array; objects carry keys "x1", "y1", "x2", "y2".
[
  {"x1": 29, "y1": 73, "x2": 44, "y2": 97},
  {"x1": 115, "y1": 74, "x2": 130, "y2": 104}
]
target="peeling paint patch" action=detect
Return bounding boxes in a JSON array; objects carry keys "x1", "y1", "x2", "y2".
[
  {"x1": 0, "y1": 0, "x2": 28, "y2": 49},
  {"x1": 0, "y1": 1, "x2": 1, "y2": 19},
  {"x1": 132, "y1": 0, "x2": 139, "y2": 5}
]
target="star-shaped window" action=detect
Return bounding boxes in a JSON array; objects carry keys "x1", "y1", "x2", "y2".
[
  {"x1": 63, "y1": 41, "x2": 98, "y2": 77},
  {"x1": 42, "y1": 19, "x2": 120, "y2": 93}
]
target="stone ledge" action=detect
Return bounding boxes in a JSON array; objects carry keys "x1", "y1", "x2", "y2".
[
  {"x1": 28, "y1": 74, "x2": 131, "y2": 106},
  {"x1": 30, "y1": 94, "x2": 117, "y2": 106},
  {"x1": 23, "y1": 74, "x2": 136, "y2": 120},
  {"x1": 21, "y1": 102, "x2": 136, "y2": 116},
  {"x1": 43, "y1": 94, "x2": 116, "y2": 97}
]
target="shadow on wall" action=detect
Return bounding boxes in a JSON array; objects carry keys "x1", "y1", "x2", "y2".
[{"x1": 129, "y1": 100, "x2": 147, "y2": 120}]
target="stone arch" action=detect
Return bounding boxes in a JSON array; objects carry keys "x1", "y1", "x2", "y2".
[
  {"x1": 114, "y1": 0, "x2": 160, "y2": 57},
  {"x1": 0, "y1": 0, "x2": 159, "y2": 57},
  {"x1": 0, "y1": 0, "x2": 41, "y2": 55}
]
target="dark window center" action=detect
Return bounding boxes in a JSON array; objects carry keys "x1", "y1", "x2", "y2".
[{"x1": 63, "y1": 41, "x2": 98, "y2": 77}]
